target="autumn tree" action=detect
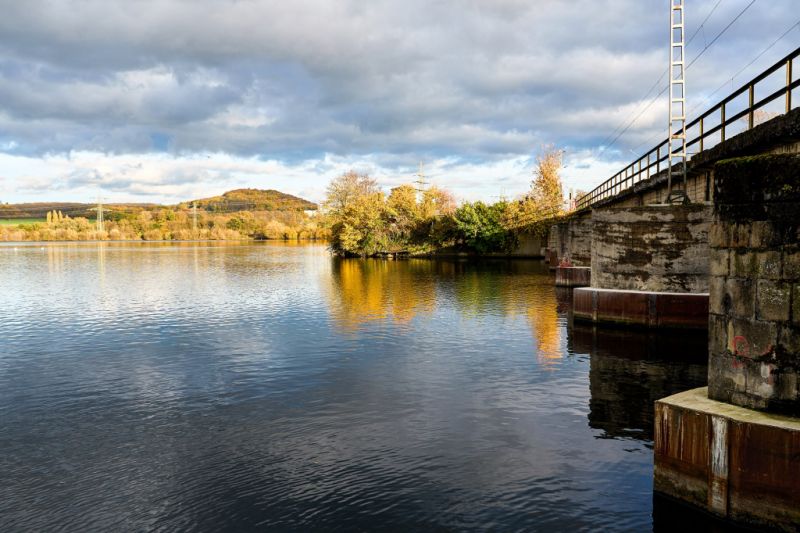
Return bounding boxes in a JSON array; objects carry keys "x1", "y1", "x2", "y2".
[
  {"x1": 503, "y1": 146, "x2": 565, "y2": 234},
  {"x1": 324, "y1": 170, "x2": 461, "y2": 256},
  {"x1": 324, "y1": 171, "x2": 380, "y2": 216},
  {"x1": 529, "y1": 146, "x2": 564, "y2": 218},
  {"x1": 421, "y1": 186, "x2": 456, "y2": 218},
  {"x1": 324, "y1": 171, "x2": 389, "y2": 256},
  {"x1": 386, "y1": 184, "x2": 419, "y2": 243}
]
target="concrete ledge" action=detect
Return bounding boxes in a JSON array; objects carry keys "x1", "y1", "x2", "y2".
[
  {"x1": 655, "y1": 387, "x2": 800, "y2": 530},
  {"x1": 573, "y1": 287, "x2": 709, "y2": 329},
  {"x1": 554, "y1": 266, "x2": 591, "y2": 287}
]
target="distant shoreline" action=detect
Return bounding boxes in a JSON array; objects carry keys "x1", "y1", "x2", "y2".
[{"x1": 0, "y1": 238, "x2": 327, "y2": 245}]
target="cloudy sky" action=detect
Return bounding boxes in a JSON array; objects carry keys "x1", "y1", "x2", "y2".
[{"x1": 0, "y1": 0, "x2": 797, "y2": 205}]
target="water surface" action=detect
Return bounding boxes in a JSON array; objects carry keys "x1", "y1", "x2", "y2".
[{"x1": 0, "y1": 242, "x2": 710, "y2": 531}]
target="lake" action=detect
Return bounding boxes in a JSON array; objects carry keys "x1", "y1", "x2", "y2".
[{"x1": 0, "y1": 242, "x2": 713, "y2": 531}]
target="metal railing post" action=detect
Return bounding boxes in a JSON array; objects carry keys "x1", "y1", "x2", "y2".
[
  {"x1": 721, "y1": 102, "x2": 726, "y2": 142},
  {"x1": 656, "y1": 146, "x2": 661, "y2": 174},
  {"x1": 699, "y1": 117, "x2": 704, "y2": 152},
  {"x1": 748, "y1": 84, "x2": 755, "y2": 129},
  {"x1": 788, "y1": 59, "x2": 794, "y2": 113}
]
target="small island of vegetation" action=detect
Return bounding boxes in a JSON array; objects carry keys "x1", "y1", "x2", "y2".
[{"x1": 323, "y1": 148, "x2": 570, "y2": 257}]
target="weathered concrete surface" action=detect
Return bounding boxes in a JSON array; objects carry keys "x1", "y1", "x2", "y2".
[
  {"x1": 573, "y1": 287, "x2": 709, "y2": 329},
  {"x1": 554, "y1": 266, "x2": 591, "y2": 287},
  {"x1": 655, "y1": 387, "x2": 800, "y2": 530},
  {"x1": 707, "y1": 154, "x2": 800, "y2": 415},
  {"x1": 545, "y1": 214, "x2": 592, "y2": 268},
  {"x1": 591, "y1": 205, "x2": 711, "y2": 293}
]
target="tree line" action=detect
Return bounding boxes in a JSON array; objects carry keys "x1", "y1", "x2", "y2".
[
  {"x1": 0, "y1": 208, "x2": 326, "y2": 242},
  {"x1": 0, "y1": 147, "x2": 571, "y2": 249},
  {"x1": 324, "y1": 148, "x2": 568, "y2": 256}
]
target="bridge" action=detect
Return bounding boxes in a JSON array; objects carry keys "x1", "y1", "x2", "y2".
[
  {"x1": 545, "y1": 46, "x2": 800, "y2": 529},
  {"x1": 547, "y1": 46, "x2": 799, "y2": 326}
]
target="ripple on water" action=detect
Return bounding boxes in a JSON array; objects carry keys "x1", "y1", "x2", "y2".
[{"x1": 0, "y1": 242, "x2": 708, "y2": 531}]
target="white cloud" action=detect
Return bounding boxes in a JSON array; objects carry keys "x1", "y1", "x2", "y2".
[
  {"x1": 0, "y1": 0, "x2": 796, "y2": 202},
  {"x1": 0, "y1": 150, "x2": 579, "y2": 205}
]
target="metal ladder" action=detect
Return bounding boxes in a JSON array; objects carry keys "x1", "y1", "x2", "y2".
[{"x1": 666, "y1": 0, "x2": 689, "y2": 204}]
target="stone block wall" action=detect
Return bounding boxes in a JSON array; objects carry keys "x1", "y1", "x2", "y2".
[
  {"x1": 591, "y1": 204, "x2": 711, "y2": 293},
  {"x1": 707, "y1": 154, "x2": 800, "y2": 415}
]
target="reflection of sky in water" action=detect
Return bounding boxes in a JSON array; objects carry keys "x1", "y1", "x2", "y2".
[{"x1": 0, "y1": 242, "x2": 707, "y2": 531}]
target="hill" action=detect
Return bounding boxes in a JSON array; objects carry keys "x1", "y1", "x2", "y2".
[
  {"x1": 183, "y1": 189, "x2": 317, "y2": 212},
  {"x1": 0, "y1": 189, "x2": 317, "y2": 220}
]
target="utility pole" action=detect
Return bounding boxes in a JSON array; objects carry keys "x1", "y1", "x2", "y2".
[
  {"x1": 414, "y1": 161, "x2": 428, "y2": 202},
  {"x1": 96, "y1": 196, "x2": 104, "y2": 232},
  {"x1": 666, "y1": 0, "x2": 689, "y2": 204},
  {"x1": 192, "y1": 202, "x2": 197, "y2": 233}
]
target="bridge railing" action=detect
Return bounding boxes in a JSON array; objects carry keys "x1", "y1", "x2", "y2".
[{"x1": 576, "y1": 46, "x2": 800, "y2": 211}]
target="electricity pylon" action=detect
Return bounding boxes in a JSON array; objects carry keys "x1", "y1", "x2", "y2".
[
  {"x1": 414, "y1": 161, "x2": 428, "y2": 202},
  {"x1": 96, "y1": 196, "x2": 104, "y2": 232}
]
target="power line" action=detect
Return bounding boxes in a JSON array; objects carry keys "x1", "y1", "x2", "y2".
[
  {"x1": 595, "y1": 0, "x2": 725, "y2": 156},
  {"x1": 596, "y1": 72, "x2": 667, "y2": 153},
  {"x1": 686, "y1": 0, "x2": 724, "y2": 46},
  {"x1": 686, "y1": 0, "x2": 757, "y2": 70},
  {"x1": 687, "y1": 18, "x2": 800, "y2": 116},
  {"x1": 629, "y1": 19, "x2": 799, "y2": 156},
  {"x1": 599, "y1": 0, "x2": 757, "y2": 157}
]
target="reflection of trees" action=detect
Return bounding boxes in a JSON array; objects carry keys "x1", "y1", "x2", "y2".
[
  {"x1": 443, "y1": 262, "x2": 561, "y2": 363},
  {"x1": 447, "y1": 261, "x2": 562, "y2": 365},
  {"x1": 326, "y1": 257, "x2": 562, "y2": 365},
  {"x1": 327, "y1": 258, "x2": 438, "y2": 330},
  {"x1": 527, "y1": 300, "x2": 562, "y2": 365}
]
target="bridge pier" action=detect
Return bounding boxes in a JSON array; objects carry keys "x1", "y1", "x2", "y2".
[
  {"x1": 654, "y1": 154, "x2": 800, "y2": 530},
  {"x1": 545, "y1": 215, "x2": 592, "y2": 269},
  {"x1": 572, "y1": 204, "x2": 710, "y2": 329}
]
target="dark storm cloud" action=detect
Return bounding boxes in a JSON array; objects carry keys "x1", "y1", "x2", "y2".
[{"x1": 0, "y1": 0, "x2": 796, "y2": 165}]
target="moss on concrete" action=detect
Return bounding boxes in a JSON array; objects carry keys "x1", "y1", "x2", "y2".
[{"x1": 714, "y1": 154, "x2": 800, "y2": 229}]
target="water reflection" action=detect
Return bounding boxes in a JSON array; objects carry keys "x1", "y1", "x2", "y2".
[
  {"x1": 569, "y1": 323, "x2": 708, "y2": 441},
  {"x1": 326, "y1": 257, "x2": 709, "y2": 441},
  {"x1": 327, "y1": 258, "x2": 563, "y2": 363},
  {"x1": 0, "y1": 243, "x2": 714, "y2": 531},
  {"x1": 326, "y1": 258, "x2": 438, "y2": 329},
  {"x1": 554, "y1": 286, "x2": 574, "y2": 316}
]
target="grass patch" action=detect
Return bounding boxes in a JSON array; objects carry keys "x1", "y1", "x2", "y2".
[{"x1": 0, "y1": 218, "x2": 46, "y2": 226}]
